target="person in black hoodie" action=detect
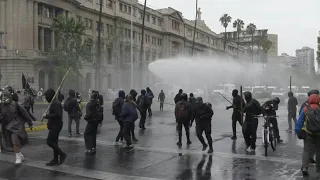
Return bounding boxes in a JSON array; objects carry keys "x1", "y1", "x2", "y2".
[
  {"x1": 287, "y1": 91, "x2": 298, "y2": 132},
  {"x1": 84, "y1": 90, "x2": 102, "y2": 155},
  {"x1": 194, "y1": 97, "x2": 214, "y2": 153},
  {"x1": 64, "y1": 89, "x2": 81, "y2": 137},
  {"x1": 226, "y1": 89, "x2": 245, "y2": 140},
  {"x1": 175, "y1": 93, "x2": 192, "y2": 147},
  {"x1": 113, "y1": 90, "x2": 125, "y2": 145},
  {"x1": 137, "y1": 89, "x2": 150, "y2": 130},
  {"x1": 43, "y1": 88, "x2": 67, "y2": 166},
  {"x1": 174, "y1": 89, "x2": 183, "y2": 104},
  {"x1": 129, "y1": 89, "x2": 138, "y2": 142}
]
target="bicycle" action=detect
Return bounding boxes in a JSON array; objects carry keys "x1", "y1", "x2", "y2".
[{"x1": 254, "y1": 115, "x2": 278, "y2": 156}]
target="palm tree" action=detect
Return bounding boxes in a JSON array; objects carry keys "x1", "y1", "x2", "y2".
[
  {"x1": 261, "y1": 39, "x2": 273, "y2": 63},
  {"x1": 246, "y1": 23, "x2": 257, "y2": 62},
  {"x1": 233, "y1": 19, "x2": 245, "y2": 57},
  {"x1": 219, "y1": 14, "x2": 232, "y2": 51}
]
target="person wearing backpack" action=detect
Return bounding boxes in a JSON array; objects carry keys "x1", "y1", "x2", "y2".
[
  {"x1": 175, "y1": 93, "x2": 193, "y2": 147},
  {"x1": 137, "y1": 89, "x2": 150, "y2": 130},
  {"x1": 121, "y1": 95, "x2": 138, "y2": 151},
  {"x1": 194, "y1": 97, "x2": 214, "y2": 153},
  {"x1": 113, "y1": 90, "x2": 125, "y2": 145},
  {"x1": 84, "y1": 90, "x2": 103, "y2": 155},
  {"x1": 64, "y1": 89, "x2": 81, "y2": 137},
  {"x1": 295, "y1": 94, "x2": 320, "y2": 176},
  {"x1": 129, "y1": 89, "x2": 138, "y2": 142}
]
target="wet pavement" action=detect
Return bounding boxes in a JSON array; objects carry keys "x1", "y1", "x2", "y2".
[{"x1": 0, "y1": 101, "x2": 317, "y2": 179}]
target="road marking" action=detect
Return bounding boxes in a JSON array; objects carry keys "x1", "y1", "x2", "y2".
[
  {"x1": 29, "y1": 136, "x2": 300, "y2": 165},
  {"x1": 288, "y1": 169, "x2": 301, "y2": 180},
  {"x1": 0, "y1": 154, "x2": 166, "y2": 180}
]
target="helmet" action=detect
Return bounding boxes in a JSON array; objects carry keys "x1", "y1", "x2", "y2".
[
  {"x1": 308, "y1": 90, "x2": 319, "y2": 97},
  {"x1": 273, "y1": 97, "x2": 280, "y2": 104},
  {"x1": 0, "y1": 90, "x2": 12, "y2": 104},
  {"x1": 180, "y1": 93, "x2": 188, "y2": 101}
]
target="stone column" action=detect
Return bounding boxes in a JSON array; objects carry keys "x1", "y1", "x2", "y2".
[
  {"x1": 6, "y1": 0, "x2": 13, "y2": 49},
  {"x1": 33, "y1": 1, "x2": 38, "y2": 50},
  {"x1": 0, "y1": 0, "x2": 6, "y2": 44},
  {"x1": 51, "y1": 30, "x2": 55, "y2": 50},
  {"x1": 40, "y1": 27, "x2": 44, "y2": 52},
  {"x1": 45, "y1": 72, "x2": 49, "y2": 90}
]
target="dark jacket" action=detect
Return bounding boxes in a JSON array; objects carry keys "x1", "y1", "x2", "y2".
[
  {"x1": 288, "y1": 96, "x2": 298, "y2": 111},
  {"x1": 44, "y1": 99, "x2": 63, "y2": 129},
  {"x1": 299, "y1": 100, "x2": 308, "y2": 115},
  {"x1": 129, "y1": 89, "x2": 138, "y2": 102},
  {"x1": 0, "y1": 101, "x2": 33, "y2": 147},
  {"x1": 262, "y1": 100, "x2": 278, "y2": 116},
  {"x1": 244, "y1": 98, "x2": 263, "y2": 119},
  {"x1": 158, "y1": 92, "x2": 165, "y2": 102},
  {"x1": 84, "y1": 99, "x2": 99, "y2": 123},
  {"x1": 121, "y1": 101, "x2": 138, "y2": 123},
  {"x1": 65, "y1": 89, "x2": 80, "y2": 119},
  {"x1": 227, "y1": 95, "x2": 245, "y2": 114},
  {"x1": 175, "y1": 100, "x2": 192, "y2": 123},
  {"x1": 194, "y1": 103, "x2": 214, "y2": 125},
  {"x1": 115, "y1": 90, "x2": 125, "y2": 120},
  {"x1": 146, "y1": 90, "x2": 154, "y2": 104},
  {"x1": 137, "y1": 94, "x2": 150, "y2": 110},
  {"x1": 174, "y1": 93, "x2": 182, "y2": 104}
]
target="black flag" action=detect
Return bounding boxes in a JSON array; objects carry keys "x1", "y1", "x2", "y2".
[{"x1": 22, "y1": 74, "x2": 30, "y2": 89}]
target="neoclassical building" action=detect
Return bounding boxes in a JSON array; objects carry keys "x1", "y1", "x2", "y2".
[{"x1": 0, "y1": 0, "x2": 247, "y2": 92}]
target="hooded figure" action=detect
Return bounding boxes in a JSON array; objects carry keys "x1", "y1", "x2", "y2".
[
  {"x1": 43, "y1": 88, "x2": 67, "y2": 166},
  {"x1": 64, "y1": 89, "x2": 81, "y2": 137},
  {"x1": 0, "y1": 91, "x2": 33, "y2": 164},
  {"x1": 137, "y1": 89, "x2": 150, "y2": 129},
  {"x1": 242, "y1": 91, "x2": 263, "y2": 152},
  {"x1": 287, "y1": 91, "x2": 298, "y2": 131},
  {"x1": 129, "y1": 89, "x2": 138, "y2": 102},
  {"x1": 114, "y1": 90, "x2": 125, "y2": 145},
  {"x1": 174, "y1": 89, "x2": 183, "y2": 104},
  {"x1": 226, "y1": 89, "x2": 245, "y2": 140},
  {"x1": 128, "y1": 89, "x2": 139, "y2": 142},
  {"x1": 146, "y1": 87, "x2": 154, "y2": 117},
  {"x1": 295, "y1": 94, "x2": 320, "y2": 176},
  {"x1": 158, "y1": 90, "x2": 166, "y2": 111},
  {"x1": 175, "y1": 93, "x2": 192, "y2": 147}
]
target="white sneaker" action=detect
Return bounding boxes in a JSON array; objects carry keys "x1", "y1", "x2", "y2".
[
  {"x1": 15, "y1": 153, "x2": 22, "y2": 164},
  {"x1": 115, "y1": 142, "x2": 122, "y2": 146},
  {"x1": 245, "y1": 146, "x2": 251, "y2": 151},
  {"x1": 20, "y1": 152, "x2": 24, "y2": 162},
  {"x1": 247, "y1": 148, "x2": 255, "y2": 152}
]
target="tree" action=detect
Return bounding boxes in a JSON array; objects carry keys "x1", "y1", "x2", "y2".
[
  {"x1": 219, "y1": 14, "x2": 232, "y2": 51},
  {"x1": 261, "y1": 39, "x2": 273, "y2": 63},
  {"x1": 246, "y1": 23, "x2": 257, "y2": 62},
  {"x1": 50, "y1": 15, "x2": 93, "y2": 88},
  {"x1": 233, "y1": 19, "x2": 245, "y2": 57}
]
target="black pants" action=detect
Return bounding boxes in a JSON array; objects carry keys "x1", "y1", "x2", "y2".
[
  {"x1": 288, "y1": 110, "x2": 297, "y2": 130},
  {"x1": 47, "y1": 124, "x2": 65, "y2": 161},
  {"x1": 196, "y1": 122, "x2": 213, "y2": 148},
  {"x1": 131, "y1": 123, "x2": 137, "y2": 140},
  {"x1": 242, "y1": 118, "x2": 258, "y2": 149},
  {"x1": 177, "y1": 120, "x2": 190, "y2": 143},
  {"x1": 84, "y1": 122, "x2": 98, "y2": 150},
  {"x1": 116, "y1": 120, "x2": 124, "y2": 142},
  {"x1": 232, "y1": 112, "x2": 243, "y2": 137},
  {"x1": 270, "y1": 118, "x2": 280, "y2": 139},
  {"x1": 122, "y1": 122, "x2": 134, "y2": 146},
  {"x1": 160, "y1": 102, "x2": 164, "y2": 111},
  {"x1": 68, "y1": 116, "x2": 80, "y2": 134},
  {"x1": 139, "y1": 109, "x2": 147, "y2": 127},
  {"x1": 148, "y1": 104, "x2": 152, "y2": 116}
]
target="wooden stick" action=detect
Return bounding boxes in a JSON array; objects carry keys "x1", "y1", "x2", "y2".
[{"x1": 41, "y1": 68, "x2": 71, "y2": 122}]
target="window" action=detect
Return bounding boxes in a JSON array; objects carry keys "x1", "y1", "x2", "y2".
[
  {"x1": 145, "y1": 35, "x2": 150, "y2": 43},
  {"x1": 146, "y1": 14, "x2": 150, "y2": 22},
  {"x1": 85, "y1": 18, "x2": 92, "y2": 28},
  {"x1": 38, "y1": 4, "x2": 42, "y2": 16},
  {"x1": 77, "y1": 16, "x2": 81, "y2": 22},
  {"x1": 152, "y1": 50, "x2": 156, "y2": 61},
  {"x1": 172, "y1": 41, "x2": 179, "y2": 53},
  {"x1": 44, "y1": 6, "x2": 52, "y2": 18},
  {"x1": 187, "y1": 29, "x2": 192, "y2": 36},
  {"x1": 158, "y1": 18, "x2": 162, "y2": 26},
  {"x1": 96, "y1": 22, "x2": 104, "y2": 32},
  {"x1": 106, "y1": 24, "x2": 113, "y2": 34},
  {"x1": 157, "y1": 38, "x2": 162, "y2": 46},
  {"x1": 206, "y1": 36, "x2": 209, "y2": 43},
  {"x1": 211, "y1": 38, "x2": 214, "y2": 45},
  {"x1": 152, "y1": 37, "x2": 156, "y2": 45},
  {"x1": 200, "y1": 34, "x2": 204, "y2": 39},
  {"x1": 196, "y1": 32, "x2": 199, "y2": 38},
  {"x1": 172, "y1": 20, "x2": 180, "y2": 30},
  {"x1": 152, "y1": 16, "x2": 156, "y2": 24},
  {"x1": 107, "y1": 0, "x2": 112, "y2": 8},
  {"x1": 139, "y1": 11, "x2": 143, "y2": 19},
  {"x1": 133, "y1": 31, "x2": 136, "y2": 40},
  {"x1": 119, "y1": 3, "x2": 123, "y2": 11},
  {"x1": 107, "y1": 47, "x2": 112, "y2": 64},
  {"x1": 145, "y1": 49, "x2": 150, "y2": 61},
  {"x1": 124, "y1": 5, "x2": 127, "y2": 12},
  {"x1": 133, "y1": 8, "x2": 136, "y2": 16},
  {"x1": 138, "y1": 33, "x2": 142, "y2": 41},
  {"x1": 128, "y1": 6, "x2": 131, "y2": 14},
  {"x1": 125, "y1": 29, "x2": 131, "y2": 38}
]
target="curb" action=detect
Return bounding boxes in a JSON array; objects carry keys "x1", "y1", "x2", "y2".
[
  {"x1": 34, "y1": 101, "x2": 112, "y2": 105},
  {"x1": 26, "y1": 122, "x2": 47, "y2": 133}
]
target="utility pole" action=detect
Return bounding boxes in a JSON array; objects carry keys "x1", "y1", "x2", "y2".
[
  {"x1": 139, "y1": 0, "x2": 147, "y2": 87},
  {"x1": 130, "y1": 1, "x2": 134, "y2": 89},
  {"x1": 191, "y1": 0, "x2": 198, "y2": 56},
  {"x1": 95, "y1": 0, "x2": 103, "y2": 91}
]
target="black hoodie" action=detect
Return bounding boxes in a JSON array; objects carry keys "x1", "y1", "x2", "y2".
[
  {"x1": 64, "y1": 89, "x2": 80, "y2": 118},
  {"x1": 44, "y1": 89, "x2": 63, "y2": 129}
]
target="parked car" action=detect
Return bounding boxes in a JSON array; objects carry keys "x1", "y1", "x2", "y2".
[
  {"x1": 252, "y1": 86, "x2": 269, "y2": 99},
  {"x1": 271, "y1": 88, "x2": 286, "y2": 104}
]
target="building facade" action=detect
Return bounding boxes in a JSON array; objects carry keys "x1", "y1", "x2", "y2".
[
  {"x1": 296, "y1": 47, "x2": 315, "y2": 75},
  {"x1": 317, "y1": 31, "x2": 320, "y2": 74},
  {"x1": 0, "y1": 0, "x2": 244, "y2": 92}
]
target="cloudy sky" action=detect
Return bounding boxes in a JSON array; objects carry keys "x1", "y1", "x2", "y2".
[{"x1": 140, "y1": 0, "x2": 319, "y2": 57}]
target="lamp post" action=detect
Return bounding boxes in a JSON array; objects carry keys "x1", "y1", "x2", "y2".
[{"x1": 130, "y1": 1, "x2": 134, "y2": 89}]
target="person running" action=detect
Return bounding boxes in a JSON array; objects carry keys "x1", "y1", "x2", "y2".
[
  {"x1": 146, "y1": 87, "x2": 154, "y2": 117},
  {"x1": 137, "y1": 89, "x2": 150, "y2": 130},
  {"x1": 226, "y1": 89, "x2": 244, "y2": 140},
  {"x1": 194, "y1": 97, "x2": 214, "y2": 153},
  {"x1": 158, "y1": 90, "x2": 165, "y2": 111}
]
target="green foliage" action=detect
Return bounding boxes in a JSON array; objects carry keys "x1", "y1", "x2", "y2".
[
  {"x1": 50, "y1": 15, "x2": 93, "y2": 78},
  {"x1": 233, "y1": 19, "x2": 244, "y2": 32},
  {"x1": 219, "y1": 14, "x2": 232, "y2": 28},
  {"x1": 246, "y1": 23, "x2": 257, "y2": 35},
  {"x1": 261, "y1": 39, "x2": 273, "y2": 53}
]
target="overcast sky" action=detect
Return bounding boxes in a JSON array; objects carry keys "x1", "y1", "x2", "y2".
[{"x1": 141, "y1": 0, "x2": 319, "y2": 57}]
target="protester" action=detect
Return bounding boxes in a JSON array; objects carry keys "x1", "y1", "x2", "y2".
[
  {"x1": 64, "y1": 89, "x2": 81, "y2": 137},
  {"x1": 226, "y1": 89, "x2": 244, "y2": 140},
  {"x1": 158, "y1": 90, "x2": 165, "y2": 111},
  {"x1": 146, "y1": 87, "x2": 154, "y2": 117},
  {"x1": 129, "y1": 89, "x2": 138, "y2": 142},
  {"x1": 137, "y1": 89, "x2": 150, "y2": 130},
  {"x1": 113, "y1": 90, "x2": 125, "y2": 145},
  {"x1": 174, "y1": 89, "x2": 183, "y2": 104},
  {"x1": 287, "y1": 91, "x2": 298, "y2": 132},
  {"x1": 43, "y1": 88, "x2": 67, "y2": 166},
  {"x1": 175, "y1": 93, "x2": 192, "y2": 147}
]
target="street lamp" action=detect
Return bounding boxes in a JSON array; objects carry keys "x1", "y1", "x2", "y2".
[{"x1": 130, "y1": 1, "x2": 134, "y2": 89}]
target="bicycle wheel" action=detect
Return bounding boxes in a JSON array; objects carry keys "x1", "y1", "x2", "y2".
[
  {"x1": 270, "y1": 128, "x2": 277, "y2": 151},
  {"x1": 264, "y1": 129, "x2": 268, "y2": 156}
]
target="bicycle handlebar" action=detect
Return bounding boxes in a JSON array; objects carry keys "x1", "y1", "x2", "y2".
[{"x1": 253, "y1": 115, "x2": 278, "y2": 118}]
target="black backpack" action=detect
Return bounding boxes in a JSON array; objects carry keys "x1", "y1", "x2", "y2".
[
  {"x1": 306, "y1": 105, "x2": 320, "y2": 133},
  {"x1": 176, "y1": 102, "x2": 188, "y2": 119},
  {"x1": 112, "y1": 98, "x2": 122, "y2": 116},
  {"x1": 96, "y1": 104, "x2": 104, "y2": 123}
]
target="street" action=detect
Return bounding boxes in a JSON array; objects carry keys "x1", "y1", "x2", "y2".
[{"x1": 0, "y1": 101, "x2": 314, "y2": 180}]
